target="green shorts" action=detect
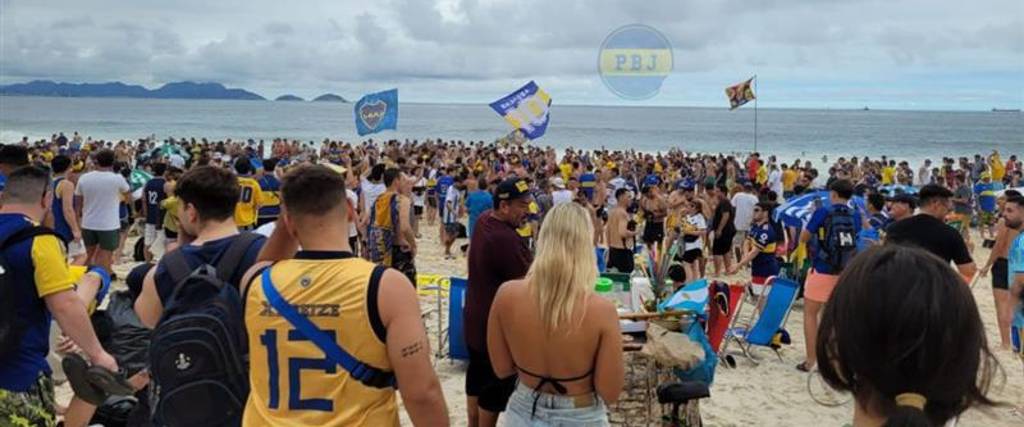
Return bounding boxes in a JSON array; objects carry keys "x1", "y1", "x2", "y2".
[
  {"x1": 83, "y1": 228, "x2": 120, "y2": 251},
  {"x1": 0, "y1": 374, "x2": 57, "y2": 427}
]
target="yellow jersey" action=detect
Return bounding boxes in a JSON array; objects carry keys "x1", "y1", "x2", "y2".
[
  {"x1": 235, "y1": 177, "x2": 262, "y2": 227},
  {"x1": 881, "y1": 167, "x2": 895, "y2": 185},
  {"x1": 244, "y1": 253, "x2": 398, "y2": 427}
]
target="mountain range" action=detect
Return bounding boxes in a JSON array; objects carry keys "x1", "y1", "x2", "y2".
[{"x1": 0, "y1": 80, "x2": 348, "y2": 102}]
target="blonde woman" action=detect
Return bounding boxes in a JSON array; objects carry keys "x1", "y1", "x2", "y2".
[{"x1": 487, "y1": 203, "x2": 624, "y2": 426}]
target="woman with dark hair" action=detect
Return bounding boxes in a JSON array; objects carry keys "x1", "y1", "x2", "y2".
[{"x1": 816, "y1": 245, "x2": 1001, "y2": 426}]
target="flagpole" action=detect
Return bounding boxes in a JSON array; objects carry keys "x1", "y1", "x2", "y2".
[{"x1": 753, "y1": 75, "x2": 758, "y2": 153}]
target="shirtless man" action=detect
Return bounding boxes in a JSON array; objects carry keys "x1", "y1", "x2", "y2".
[
  {"x1": 606, "y1": 188, "x2": 637, "y2": 273},
  {"x1": 640, "y1": 185, "x2": 668, "y2": 251}
]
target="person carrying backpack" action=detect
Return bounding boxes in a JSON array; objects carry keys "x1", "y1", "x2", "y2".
[
  {"x1": 134, "y1": 166, "x2": 266, "y2": 426},
  {"x1": 797, "y1": 179, "x2": 861, "y2": 372},
  {"x1": 0, "y1": 165, "x2": 119, "y2": 427},
  {"x1": 239, "y1": 164, "x2": 448, "y2": 426}
]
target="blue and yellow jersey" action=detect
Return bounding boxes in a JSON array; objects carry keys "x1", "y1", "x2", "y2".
[
  {"x1": 244, "y1": 252, "x2": 398, "y2": 427},
  {"x1": 747, "y1": 221, "x2": 780, "y2": 278},
  {"x1": 258, "y1": 175, "x2": 281, "y2": 220},
  {"x1": 516, "y1": 201, "x2": 540, "y2": 238},
  {"x1": 235, "y1": 176, "x2": 263, "y2": 227},
  {"x1": 0, "y1": 214, "x2": 74, "y2": 392}
]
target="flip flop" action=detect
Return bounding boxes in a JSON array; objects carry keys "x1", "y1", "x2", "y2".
[
  {"x1": 86, "y1": 365, "x2": 135, "y2": 396},
  {"x1": 62, "y1": 354, "x2": 109, "y2": 405},
  {"x1": 796, "y1": 361, "x2": 813, "y2": 372}
]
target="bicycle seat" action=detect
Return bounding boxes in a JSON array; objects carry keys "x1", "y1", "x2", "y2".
[{"x1": 657, "y1": 381, "x2": 710, "y2": 404}]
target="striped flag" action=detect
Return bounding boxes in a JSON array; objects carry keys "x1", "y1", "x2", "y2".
[
  {"x1": 725, "y1": 77, "x2": 756, "y2": 110},
  {"x1": 129, "y1": 168, "x2": 152, "y2": 192}
]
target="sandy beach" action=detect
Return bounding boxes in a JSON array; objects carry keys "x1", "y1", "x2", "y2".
[{"x1": 59, "y1": 226, "x2": 1022, "y2": 426}]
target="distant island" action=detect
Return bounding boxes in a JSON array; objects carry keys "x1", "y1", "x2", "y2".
[
  {"x1": 0, "y1": 80, "x2": 265, "y2": 100},
  {"x1": 275, "y1": 94, "x2": 304, "y2": 101},
  {"x1": 313, "y1": 93, "x2": 348, "y2": 103}
]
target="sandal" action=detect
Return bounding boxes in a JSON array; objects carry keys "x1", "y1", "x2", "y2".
[
  {"x1": 62, "y1": 354, "x2": 109, "y2": 405},
  {"x1": 86, "y1": 365, "x2": 135, "y2": 396},
  {"x1": 796, "y1": 361, "x2": 813, "y2": 372}
]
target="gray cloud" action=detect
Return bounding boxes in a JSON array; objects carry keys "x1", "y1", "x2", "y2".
[{"x1": 0, "y1": 0, "x2": 1020, "y2": 107}]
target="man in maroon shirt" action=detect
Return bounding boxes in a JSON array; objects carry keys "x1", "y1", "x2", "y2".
[{"x1": 464, "y1": 178, "x2": 534, "y2": 427}]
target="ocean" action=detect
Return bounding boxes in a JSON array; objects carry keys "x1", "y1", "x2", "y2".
[{"x1": 1, "y1": 96, "x2": 1020, "y2": 164}]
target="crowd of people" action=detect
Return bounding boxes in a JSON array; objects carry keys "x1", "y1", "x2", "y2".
[{"x1": 0, "y1": 132, "x2": 1020, "y2": 427}]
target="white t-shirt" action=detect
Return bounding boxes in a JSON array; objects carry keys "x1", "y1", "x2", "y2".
[
  {"x1": 917, "y1": 166, "x2": 931, "y2": 186},
  {"x1": 360, "y1": 178, "x2": 386, "y2": 214},
  {"x1": 346, "y1": 189, "x2": 359, "y2": 238},
  {"x1": 683, "y1": 213, "x2": 707, "y2": 251},
  {"x1": 75, "y1": 170, "x2": 130, "y2": 231},
  {"x1": 552, "y1": 189, "x2": 574, "y2": 205},
  {"x1": 413, "y1": 177, "x2": 426, "y2": 207},
  {"x1": 731, "y1": 192, "x2": 759, "y2": 231},
  {"x1": 606, "y1": 176, "x2": 627, "y2": 207},
  {"x1": 444, "y1": 186, "x2": 462, "y2": 224},
  {"x1": 768, "y1": 170, "x2": 783, "y2": 198}
]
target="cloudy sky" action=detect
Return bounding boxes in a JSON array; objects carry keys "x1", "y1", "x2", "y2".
[{"x1": 1, "y1": 0, "x2": 1021, "y2": 110}]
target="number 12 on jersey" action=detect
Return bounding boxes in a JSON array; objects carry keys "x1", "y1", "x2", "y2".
[{"x1": 259, "y1": 328, "x2": 338, "y2": 411}]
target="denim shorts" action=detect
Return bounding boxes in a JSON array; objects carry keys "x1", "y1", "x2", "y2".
[{"x1": 503, "y1": 382, "x2": 610, "y2": 427}]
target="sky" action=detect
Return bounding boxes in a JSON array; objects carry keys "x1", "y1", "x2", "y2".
[{"x1": 1, "y1": 0, "x2": 1022, "y2": 110}]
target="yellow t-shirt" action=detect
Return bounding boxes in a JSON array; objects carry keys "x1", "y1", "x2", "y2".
[
  {"x1": 990, "y1": 154, "x2": 1005, "y2": 182},
  {"x1": 161, "y1": 197, "x2": 180, "y2": 233},
  {"x1": 235, "y1": 177, "x2": 262, "y2": 227},
  {"x1": 881, "y1": 167, "x2": 895, "y2": 185},
  {"x1": 782, "y1": 169, "x2": 797, "y2": 191},
  {"x1": 244, "y1": 257, "x2": 398, "y2": 427}
]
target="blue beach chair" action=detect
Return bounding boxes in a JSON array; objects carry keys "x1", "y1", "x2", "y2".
[{"x1": 719, "y1": 276, "x2": 800, "y2": 366}]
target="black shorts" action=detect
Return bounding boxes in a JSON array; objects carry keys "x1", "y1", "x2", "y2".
[
  {"x1": 608, "y1": 247, "x2": 635, "y2": 273},
  {"x1": 427, "y1": 195, "x2": 437, "y2": 208},
  {"x1": 349, "y1": 236, "x2": 359, "y2": 255},
  {"x1": 414, "y1": 205, "x2": 424, "y2": 216},
  {"x1": 682, "y1": 248, "x2": 703, "y2": 263},
  {"x1": 993, "y1": 257, "x2": 1009, "y2": 290},
  {"x1": 392, "y1": 247, "x2": 417, "y2": 285},
  {"x1": 712, "y1": 232, "x2": 734, "y2": 256},
  {"x1": 465, "y1": 348, "x2": 516, "y2": 413},
  {"x1": 642, "y1": 221, "x2": 665, "y2": 245},
  {"x1": 257, "y1": 216, "x2": 277, "y2": 227},
  {"x1": 164, "y1": 229, "x2": 178, "y2": 240}
]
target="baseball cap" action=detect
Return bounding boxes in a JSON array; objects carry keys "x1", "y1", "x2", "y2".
[
  {"x1": 495, "y1": 178, "x2": 532, "y2": 204},
  {"x1": 551, "y1": 177, "x2": 565, "y2": 189},
  {"x1": 888, "y1": 193, "x2": 917, "y2": 209}
]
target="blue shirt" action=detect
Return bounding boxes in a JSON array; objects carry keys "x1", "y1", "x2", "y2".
[
  {"x1": 0, "y1": 214, "x2": 74, "y2": 391},
  {"x1": 465, "y1": 190, "x2": 493, "y2": 238},
  {"x1": 1010, "y1": 232, "x2": 1024, "y2": 344},
  {"x1": 747, "y1": 222, "x2": 780, "y2": 278},
  {"x1": 436, "y1": 175, "x2": 454, "y2": 202},
  {"x1": 153, "y1": 234, "x2": 266, "y2": 305},
  {"x1": 974, "y1": 182, "x2": 998, "y2": 212},
  {"x1": 143, "y1": 177, "x2": 167, "y2": 225},
  {"x1": 257, "y1": 175, "x2": 281, "y2": 218},
  {"x1": 805, "y1": 204, "x2": 862, "y2": 274},
  {"x1": 579, "y1": 173, "x2": 597, "y2": 201}
]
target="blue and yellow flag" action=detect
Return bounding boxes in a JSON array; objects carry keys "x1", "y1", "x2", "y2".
[
  {"x1": 490, "y1": 81, "x2": 551, "y2": 140},
  {"x1": 725, "y1": 77, "x2": 756, "y2": 110},
  {"x1": 354, "y1": 89, "x2": 398, "y2": 136}
]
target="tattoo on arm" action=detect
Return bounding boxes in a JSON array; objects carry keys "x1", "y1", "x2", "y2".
[{"x1": 400, "y1": 340, "x2": 426, "y2": 358}]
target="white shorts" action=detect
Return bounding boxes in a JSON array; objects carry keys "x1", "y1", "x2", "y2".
[{"x1": 144, "y1": 224, "x2": 159, "y2": 247}]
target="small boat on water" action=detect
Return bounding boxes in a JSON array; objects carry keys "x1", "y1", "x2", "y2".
[
  {"x1": 992, "y1": 108, "x2": 1021, "y2": 112},
  {"x1": 862, "y1": 106, "x2": 870, "y2": 111}
]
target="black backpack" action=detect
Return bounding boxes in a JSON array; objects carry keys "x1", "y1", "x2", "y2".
[
  {"x1": 0, "y1": 225, "x2": 60, "y2": 361},
  {"x1": 148, "y1": 233, "x2": 260, "y2": 427},
  {"x1": 816, "y1": 205, "x2": 858, "y2": 273}
]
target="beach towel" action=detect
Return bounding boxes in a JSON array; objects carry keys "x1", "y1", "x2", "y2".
[{"x1": 706, "y1": 282, "x2": 744, "y2": 352}]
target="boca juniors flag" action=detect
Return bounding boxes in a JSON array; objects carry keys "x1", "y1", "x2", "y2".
[
  {"x1": 490, "y1": 81, "x2": 552, "y2": 140},
  {"x1": 354, "y1": 89, "x2": 398, "y2": 136},
  {"x1": 725, "y1": 77, "x2": 756, "y2": 110}
]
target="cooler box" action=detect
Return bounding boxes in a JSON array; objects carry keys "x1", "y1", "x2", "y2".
[{"x1": 448, "y1": 277, "x2": 470, "y2": 360}]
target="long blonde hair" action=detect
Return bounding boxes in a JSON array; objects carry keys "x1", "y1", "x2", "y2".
[{"x1": 526, "y1": 202, "x2": 598, "y2": 335}]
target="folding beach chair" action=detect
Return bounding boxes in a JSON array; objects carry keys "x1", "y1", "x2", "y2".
[
  {"x1": 719, "y1": 276, "x2": 800, "y2": 366},
  {"x1": 706, "y1": 281, "x2": 744, "y2": 353}
]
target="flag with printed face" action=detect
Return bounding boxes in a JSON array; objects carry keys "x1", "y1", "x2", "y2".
[
  {"x1": 725, "y1": 78, "x2": 756, "y2": 110},
  {"x1": 354, "y1": 89, "x2": 399, "y2": 136},
  {"x1": 490, "y1": 81, "x2": 552, "y2": 140}
]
